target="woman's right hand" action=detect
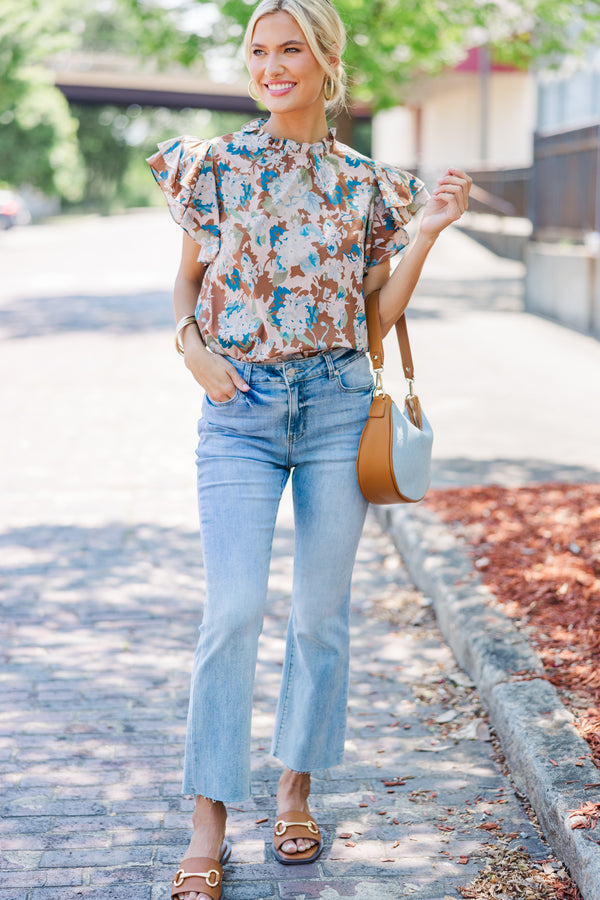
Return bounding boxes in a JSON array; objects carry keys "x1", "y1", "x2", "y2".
[
  {"x1": 184, "y1": 335, "x2": 250, "y2": 402},
  {"x1": 174, "y1": 234, "x2": 250, "y2": 402}
]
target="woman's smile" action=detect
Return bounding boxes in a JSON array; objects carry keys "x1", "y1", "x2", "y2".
[{"x1": 265, "y1": 81, "x2": 297, "y2": 95}]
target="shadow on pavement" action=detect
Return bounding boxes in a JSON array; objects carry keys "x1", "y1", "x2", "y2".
[
  {"x1": 0, "y1": 291, "x2": 172, "y2": 340},
  {"x1": 412, "y1": 276, "x2": 525, "y2": 316}
]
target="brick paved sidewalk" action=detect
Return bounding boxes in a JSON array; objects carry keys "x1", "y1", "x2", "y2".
[{"x1": 1, "y1": 508, "x2": 549, "y2": 900}]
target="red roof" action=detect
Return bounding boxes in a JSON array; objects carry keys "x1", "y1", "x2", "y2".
[{"x1": 453, "y1": 46, "x2": 521, "y2": 73}]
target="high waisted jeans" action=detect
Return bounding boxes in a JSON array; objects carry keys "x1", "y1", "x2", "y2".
[{"x1": 182, "y1": 348, "x2": 373, "y2": 801}]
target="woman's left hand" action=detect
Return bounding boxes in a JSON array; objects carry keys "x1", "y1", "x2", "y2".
[{"x1": 419, "y1": 168, "x2": 472, "y2": 240}]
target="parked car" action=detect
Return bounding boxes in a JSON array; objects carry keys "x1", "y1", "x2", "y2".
[{"x1": 0, "y1": 191, "x2": 31, "y2": 229}]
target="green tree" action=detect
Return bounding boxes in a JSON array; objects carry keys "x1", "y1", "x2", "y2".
[
  {"x1": 0, "y1": 0, "x2": 85, "y2": 199},
  {"x1": 125, "y1": 0, "x2": 600, "y2": 112},
  {"x1": 0, "y1": 0, "x2": 206, "y2": 203},
  {"x1": 63, "y1": 0, "x2": 248, "y2": 211}
]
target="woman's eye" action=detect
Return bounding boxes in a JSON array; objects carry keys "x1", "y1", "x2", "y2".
[
  {"x1": 285, "y1": 47, "x2": 300, "y2": 53},
  {"x1": 252, "y1": 48, "x2": 264, "y2": 56}
]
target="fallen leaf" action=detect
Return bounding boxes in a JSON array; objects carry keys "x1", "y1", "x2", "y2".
[
  {"x1": 435, "y1": 710, "x2": 458, "y2": 724},
  {"x1": 568, "y1": 801, "x2": 600, "y2": 829}
]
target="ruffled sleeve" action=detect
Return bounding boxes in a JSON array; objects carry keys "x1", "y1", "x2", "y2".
[
  {"x1": 146, "y1": 136, "x2": 220, "y2": 263},
  {"x1": 364, "y1": 163, "x2": 429, "y2": 270}
]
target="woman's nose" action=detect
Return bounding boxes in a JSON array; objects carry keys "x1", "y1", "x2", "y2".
[{"x1": 265, "y1": 54, "x2": 284, "y2": 77}]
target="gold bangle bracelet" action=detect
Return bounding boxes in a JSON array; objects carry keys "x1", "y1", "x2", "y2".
[{"x1": 175, "y1": 315, "x2": 198, "y2": 356}]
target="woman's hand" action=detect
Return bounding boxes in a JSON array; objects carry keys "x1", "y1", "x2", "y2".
[
  {"x1": 184, "y1": 333, "x2": 250, "y2": 402},
  {"x1": 419, "y1": 168, "x2": 472, "y2": 240},
  {"x1": 174, "y1": 233, "x2": 250, "y2": 402}
]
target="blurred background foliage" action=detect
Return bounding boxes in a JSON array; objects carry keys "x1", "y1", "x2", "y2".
[
  {"x1": 1, "y1": 0, "x2": 599, "y2": 212},
  {"x1": 0, "y1": 0, "x2": 84, "y2": 200}
]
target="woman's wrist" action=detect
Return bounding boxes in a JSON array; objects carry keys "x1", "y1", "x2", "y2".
[
  {"x1": 182, "y1": 328, "x2": 211, "y2": 374},
  {"x1": 175, "y1": 315, "x2": 199, "y2": 355},
  {"x1": 413, "y1": 227, "x2": 438, "y2": 252}
]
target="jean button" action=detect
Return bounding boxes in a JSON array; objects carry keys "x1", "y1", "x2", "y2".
[{"x1": 286, "y1": 366, "x2": 296, "y2": 377}]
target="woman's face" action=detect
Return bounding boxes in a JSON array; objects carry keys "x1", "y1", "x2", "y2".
[{"x1": 248, "y1": 11, "x2": 328, "y2": 116}]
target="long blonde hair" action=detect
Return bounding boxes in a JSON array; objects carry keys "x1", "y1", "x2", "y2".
[{"x1": 243, "y1": 0, "x2": 347, "y2": 115}]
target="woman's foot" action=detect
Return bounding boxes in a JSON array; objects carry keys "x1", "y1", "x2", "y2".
[
  {"x1": 276, "y1": 769, "x2": 318, "y2": 856},
  {"x1": 173, "y1": 796, "x2": 227, "y2": 900}
]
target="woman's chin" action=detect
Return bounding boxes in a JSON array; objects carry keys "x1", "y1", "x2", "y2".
[{"x1": 261, "y1": 93, "x2": 298, "y2": 112}]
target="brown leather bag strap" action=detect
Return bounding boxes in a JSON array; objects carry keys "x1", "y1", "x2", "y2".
[
  {"x1": 365, "y1": 289, "x2": 385, "y2": 369},
  {"x1": 395, "y1": 315, "x2": 414, "y2": 381},
  {"x1": 365, "y1": 289, "x2": 415, "y2": 382}
]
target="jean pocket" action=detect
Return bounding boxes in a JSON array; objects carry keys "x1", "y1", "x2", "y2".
[
  {"x1": 205, "y1": 389, "x2": 240, "y2": 407},
  {"x1": 334, "y1": 354, "x2": 374, "y2": 393}
]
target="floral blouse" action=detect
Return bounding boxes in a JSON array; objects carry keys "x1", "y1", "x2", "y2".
[{"x1": 147, "y1": 117, "x2": 429, "y2": 362}]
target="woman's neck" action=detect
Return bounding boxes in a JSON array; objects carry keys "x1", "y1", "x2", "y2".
[{"x1": 264, "y1": 108, "x2": 329, "y2": 145}]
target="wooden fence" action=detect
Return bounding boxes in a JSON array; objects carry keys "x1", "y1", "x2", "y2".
[
  {"x1": 467, "y1": 166, "x2": 530, "y2": 218},
  {"x1": 531, "y1": 122, "x2": 600, "y2": 239}
]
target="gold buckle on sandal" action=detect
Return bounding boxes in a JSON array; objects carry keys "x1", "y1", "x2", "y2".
[
  {"x1": 275, "y1": 819, "x2": 319, "y2": 836},
  {"x1": 172, "y1": 868, "x2": 220, "y2": 889}
]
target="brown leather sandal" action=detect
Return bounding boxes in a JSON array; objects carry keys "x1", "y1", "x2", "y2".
[
  {"x1": 272, "y1": 810, "x2": 323, "y2": 865},
  {"x1": 171, "y1": 840, "x2": 231, "y2": 899}
]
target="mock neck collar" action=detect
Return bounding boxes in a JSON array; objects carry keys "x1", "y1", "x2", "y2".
[{"x1": 242, "y1": 118, "x2": 336, "y2": 155}]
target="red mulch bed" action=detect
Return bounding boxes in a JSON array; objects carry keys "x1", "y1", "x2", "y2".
[
  {"x1": 424, "y1": 483, "x2": 600, "y2": 898},
  {"x1": 424, "y1": 483, "x2": 600, "y2": 765}
]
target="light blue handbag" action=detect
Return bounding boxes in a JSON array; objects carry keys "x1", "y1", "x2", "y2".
[{"x1": 356, "y1": 290, "x2": 433, "y2": 504}]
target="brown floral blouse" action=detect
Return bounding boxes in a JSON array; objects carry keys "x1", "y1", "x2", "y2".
[{"x1": 147, "y1": 118, "x2": 428, "y2": 362}]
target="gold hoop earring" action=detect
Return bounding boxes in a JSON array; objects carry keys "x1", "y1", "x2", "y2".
[
  {"x1": 323, "y1": 74, "x2": 335, "y2": 102},
  {"x1": 248, "y1": 79, "x2": 260, "y2": 102}
]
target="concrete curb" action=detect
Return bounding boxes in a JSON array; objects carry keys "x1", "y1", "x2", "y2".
[{"x1": 376, "y1": 503, "x2": 600, "y2": 900}]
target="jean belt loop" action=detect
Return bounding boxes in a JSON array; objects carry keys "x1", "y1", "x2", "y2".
[
  {"x1": 242, "y1": 361, "x2": 253, "y2": 385},
  {"x1": 323, "y1": 350, "x2": 336, "y2": 380}
]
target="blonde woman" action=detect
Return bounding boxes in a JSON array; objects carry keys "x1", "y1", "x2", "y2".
[{"x1": 147, "y1": 1, "x2": 470, "y2": 897}]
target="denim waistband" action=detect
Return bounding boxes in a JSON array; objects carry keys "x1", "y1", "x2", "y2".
[
  {"x1": 225, "y1": 347, "x2": 366, "y2": 384},
  {"x1": 248, "y1": 347, "x2": 351, "y2": 365}
]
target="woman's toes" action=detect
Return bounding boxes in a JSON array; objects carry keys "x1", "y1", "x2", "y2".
[
  {"x1": 281, "y1": 837, "x2": 317, "y2": 854},
  {"x1": 300, "y1": 838, "x2": 317, "y2": 852}
]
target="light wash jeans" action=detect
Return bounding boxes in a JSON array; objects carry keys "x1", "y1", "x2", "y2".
[{"x1": 182, "y1": 348, "x2": 373, "y2": 801}]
